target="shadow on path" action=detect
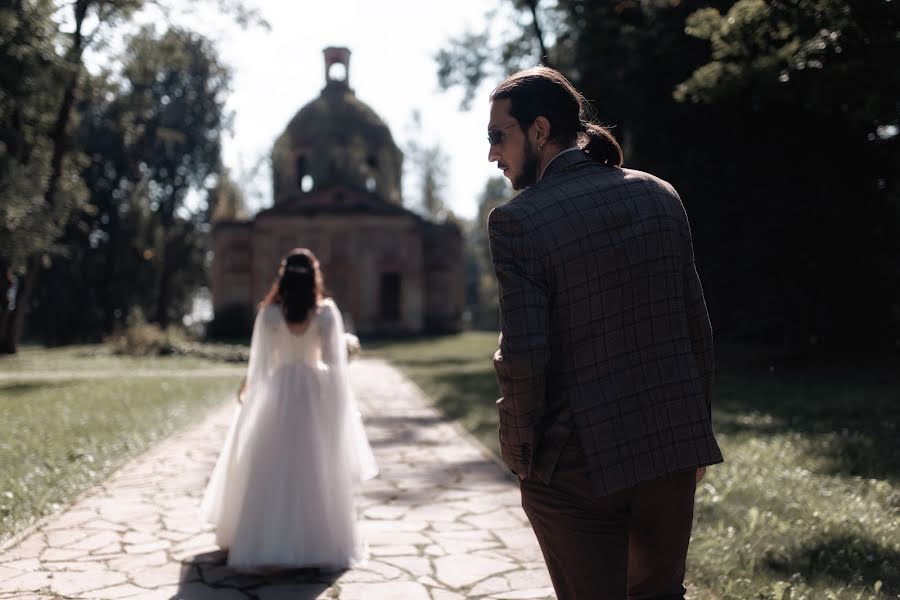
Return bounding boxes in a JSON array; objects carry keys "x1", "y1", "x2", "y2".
[{"x1": 171, "y1": 550, "x2": 344, "y2": 599}]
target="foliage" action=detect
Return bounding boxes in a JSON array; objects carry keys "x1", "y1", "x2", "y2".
[
  {"x1": 25, "y1": 24, "x2": 232, "y2": 342},
  {"x1": 668, "y1": 0, "x2": 900, "y2": 347},
  {"x1": 0, "y1": 0, "x2": 84, "y2": 270},
  {"x1": 373, "y1": 333, "x2": 900, "y2": 599},
  {"x1": 118, "y1": 25, "x2": 232, "y2": 327},
  {"x1": 105, "y1": 307, "x2": 184, "y2": 356},
  {"x1": 436, "y1": 2, "x2": 560, "y2": 110},
  {"x1": 0, "y1": 0, "x2": 150, "y2": 353},
  {"x1": 404, "y1": 111, "x2": 450, "y2": 221},
  {"x1": 208, "y1": 165, "x2": 248, "y2": 222},
  {"x1": 466, "y1": 176, "x2": 513, "y2": 329},
  {"x1": 436, "y1": 0, "x2": 900, "y2": 350},
  {"x1": 0, "y1": 0, "x2": 263, "y2": 352}
]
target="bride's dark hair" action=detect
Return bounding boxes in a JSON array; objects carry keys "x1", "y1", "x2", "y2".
[{"x1": 260, "y1": 248, "x2": 324, "y2": 323}]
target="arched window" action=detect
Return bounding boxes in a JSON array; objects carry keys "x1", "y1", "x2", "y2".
[
  {"x1": 296, "y1": 156, "x2": 308, "y2": 190},
  {"x1": 328, "y1": 62, "x2": 347, "y2": 82}
]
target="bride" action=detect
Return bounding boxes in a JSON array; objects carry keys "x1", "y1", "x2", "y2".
[{"x1": 201, "y1": 248, "x2": 378, "y2": 570}]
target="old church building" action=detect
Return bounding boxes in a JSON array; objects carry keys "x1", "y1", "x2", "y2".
[{"x1": 211, "y1": 47, "x2": 464, "y2": 335}]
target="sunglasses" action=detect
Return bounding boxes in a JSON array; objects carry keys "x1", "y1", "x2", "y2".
[{"x1": 487, "y1": 122, "x2": 520, "y2": 146}]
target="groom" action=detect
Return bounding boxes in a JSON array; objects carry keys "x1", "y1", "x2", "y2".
[{"x1": 486, "y1": 66, "x2": 723, "y2": 600}]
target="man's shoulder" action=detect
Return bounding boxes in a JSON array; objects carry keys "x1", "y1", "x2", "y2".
[
  {"x1": 487, "y1": 186, "x2": 546, "y2": 238},
  {"x1": 489, "y1": 179, "x2": 555, "y2": 224},
  {"x1": 620, "y1": 167, "x2": 680, "y2": 199}
]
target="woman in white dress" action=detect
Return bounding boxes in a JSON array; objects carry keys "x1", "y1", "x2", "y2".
[{"x1": 201, "y1": 248, "x2": 378, "y2": 571}]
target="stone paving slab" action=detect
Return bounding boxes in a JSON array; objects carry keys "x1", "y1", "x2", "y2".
[{"x1": 0, "y1": 358, "x2": 555, "y2": 599}]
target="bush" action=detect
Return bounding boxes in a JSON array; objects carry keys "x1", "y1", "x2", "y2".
[{"x1": 107, "y1": 308, "x2": 184, "y2": 356}]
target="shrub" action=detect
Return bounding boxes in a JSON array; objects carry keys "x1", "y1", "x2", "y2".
[{"x1": 107, "y1": 308, "x2": 184, "y2": 356}]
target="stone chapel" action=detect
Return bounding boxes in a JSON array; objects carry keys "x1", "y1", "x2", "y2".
[{"x1": 210, "y1": 47, "x2": 465, "y2": 335}]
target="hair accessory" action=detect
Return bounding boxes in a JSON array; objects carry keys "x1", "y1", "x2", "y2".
[{"x1": 285, "y1": 265, "x2": 310, "y2": 274}]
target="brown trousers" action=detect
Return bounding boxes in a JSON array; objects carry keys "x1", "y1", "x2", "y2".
[{"x1": 520, "y1": 440, "x2": 697, "y2": 600}]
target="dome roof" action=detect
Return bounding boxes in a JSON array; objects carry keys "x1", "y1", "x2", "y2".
[{"x1": 271, "y1": 48, "x2": 404, "y2": 206}]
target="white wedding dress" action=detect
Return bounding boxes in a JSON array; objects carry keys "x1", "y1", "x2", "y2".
[{"x1": 201, "y1": 298, "x2": 378, "y2": 569}]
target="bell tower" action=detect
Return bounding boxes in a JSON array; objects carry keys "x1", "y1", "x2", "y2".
[{"x1": 323, "y1": 46, "x2": 351, "y2": 88}]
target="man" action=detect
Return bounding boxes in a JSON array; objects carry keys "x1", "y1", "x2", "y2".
[{"x1": 486, "y1": 66, "x2": 723, "y2": 600}]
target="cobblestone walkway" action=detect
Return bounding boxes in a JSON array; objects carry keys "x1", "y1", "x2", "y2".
[{"x1": 0, "y1": 358, "x2": 555, "y2": 600}]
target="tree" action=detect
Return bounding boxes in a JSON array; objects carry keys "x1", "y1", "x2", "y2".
[
  {"x1": 436, "y1": 1, "x2": 561, "y2": 110},
  {"x1": 26, "y1": 24, "x2": 233, "y2": 342},
  {"x1": 0, "y1": 0, "x2": 267, "y2": 352},
  {"x1": 119, "y1": 26, "x2": 231, "y2": 327},
  {"x1": 208, "y1": 165, "x2": 248, "y2": 223},
  {"x1": 468, "y1": 176, "x2": 513, "y2": 329},
  {"x1": 437, "y1": 0, "x2": 900, "y2": 350},
  {"x1": 670, "y1": 0, "x2": 900, "y2": 346},
  {"x1": 0, "y1": 0, "x2": 86, "y2": 351},
  {"x1": 404, "y1": 111, "x2": 450, "y2": 221},
  {"x1": 0, "y1": 0, "x2": 144, "y2": 353}
]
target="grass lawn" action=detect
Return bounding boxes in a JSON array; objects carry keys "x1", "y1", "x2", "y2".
[
  {"x1": 0, "y1": 345, "x2": 244, "y2": 544},
  {"x1": 368, "y1": 332, "x2": 900, "y2": 600}
]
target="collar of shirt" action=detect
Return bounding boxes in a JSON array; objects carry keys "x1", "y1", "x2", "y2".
[{"x1": 539, "y1": 146, "x2": 581, "y2": 181}]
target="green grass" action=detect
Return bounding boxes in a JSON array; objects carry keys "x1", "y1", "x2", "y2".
[
  {"x1": 4, "y1": 343, "x2": 242, "y2": 373},
  {"x1": 369, "y1": 333, "x2": 900, "y2": 600},
  {"x1": 0, "y1": 345, "x2": 244, "y2": 544}
]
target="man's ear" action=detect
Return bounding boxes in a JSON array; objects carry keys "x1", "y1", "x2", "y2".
[{"x1": 533, "y1": 116, "x2": 551, "y2": 148}]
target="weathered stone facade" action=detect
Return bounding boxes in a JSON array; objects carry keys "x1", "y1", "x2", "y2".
[{"x1": 211, "y1": 47, "x2": 464, "y2": 335}]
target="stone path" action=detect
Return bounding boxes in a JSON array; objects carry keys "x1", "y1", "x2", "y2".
[{"x1": 0, "y1": 358, "x2": 555, "y2": 600}]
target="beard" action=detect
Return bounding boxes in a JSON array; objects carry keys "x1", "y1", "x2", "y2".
[{"x1": 511, "y1": 138, "x2": 541, "y2": 190}]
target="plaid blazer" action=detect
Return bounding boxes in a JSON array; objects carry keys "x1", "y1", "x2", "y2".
[{"x1": 488, "y1": 149, "x2": 723, "y2": 496}]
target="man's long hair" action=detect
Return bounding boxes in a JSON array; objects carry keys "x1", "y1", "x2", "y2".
[
  {"x1": 490, "y1": 66, "x2": 623, "y2": 167},
  {"x1": 260, "y1": 248, "x2": 323, "y2": 324}
]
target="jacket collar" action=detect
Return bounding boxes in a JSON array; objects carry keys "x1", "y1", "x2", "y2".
[{"x1": 540, "y1": 147, "x2": 590, "y2": 181}]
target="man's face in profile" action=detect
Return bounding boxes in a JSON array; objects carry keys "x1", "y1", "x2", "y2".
[{"x1": 488, "y1": 98, "x2": 539, "y2": 190}]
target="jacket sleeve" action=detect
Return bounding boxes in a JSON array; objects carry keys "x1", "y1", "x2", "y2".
[
  {"x1": 681, "y1": 219, "x2": 714, "y2": 417},
  {"x1": 487, "y1": 204, "x2": 550, "y2": 478}
]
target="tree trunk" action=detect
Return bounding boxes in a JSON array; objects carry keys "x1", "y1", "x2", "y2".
[
  {"x1": 44, "y1": 0, "x2": 88, "y2": 212},
  {"x1": 0, "y1": 255, "x2": 41, "y2": 353},
  {"x1": 154, "y1": 231, "x2": 171, "y2": 329},
  {"x1": 154, "y1": 177, "x2": 190, "y2": 329},
  {"x1": 525, "y1": 0, "x2": 552, "y2": 67},
  {"x1": 0, "y1": 263, "x2": 15, "y2": 354}
]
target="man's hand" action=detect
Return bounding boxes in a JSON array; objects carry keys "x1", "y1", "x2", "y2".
[{"x1": 696, "y1": 466, "x2": 707, "y2": 483}]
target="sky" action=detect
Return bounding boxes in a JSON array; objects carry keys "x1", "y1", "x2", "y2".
[{"x1": 181, "y1": 0, "x2": 506, "y2": 220}]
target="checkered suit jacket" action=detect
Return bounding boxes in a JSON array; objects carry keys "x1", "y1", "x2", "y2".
[{"x1": 488, "y1": 149, "x2": 723, "y2": 495}]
